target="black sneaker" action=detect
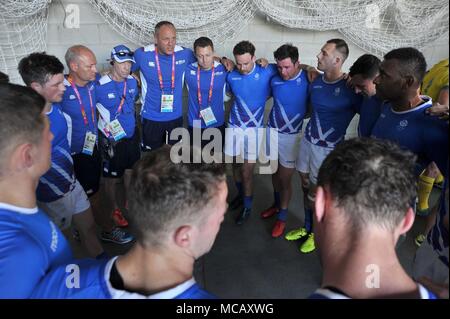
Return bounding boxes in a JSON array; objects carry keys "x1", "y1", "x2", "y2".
[
  {"x1": 229, "y1": 195, "x2": 243, "y2": 210},
  {"x1": 236, "y1": 207, "x2": 251, "y2": 225}
]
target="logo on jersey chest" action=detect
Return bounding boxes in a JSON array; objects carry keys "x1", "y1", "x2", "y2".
[
  {"x1": 313, "y1": 85, "x2": 322, "y2": 89},
  {"x1": 108, "y1": 93, "x2": 116, "y2": 99},
  {"x1": 190, "y1": 70, "x2": 196, "y2": 75},
  {"x1": 296, "y1": 77, "x2": 302, "y2": 85},
  {"x1": 149, "y1": 61, "x2": 155, "y2": 67},
  {"x1": 231, "y1": 77, "x2": 242, "y2": 81},
  {"x1": 176, "y1": 59, "x2": 186, "y2": 65},
  {"x1": 396, "y1": 119, "x2": 408, "y2": 131},
  {"x1": 69, "y1": 95, "x2": 76, "y2": 100},
  {"x1": 254, "y1": 73, "x2": 260, "y2": 80},
  {"x1": 333, "y1": 88, "x2": 341, "y2": 96}
]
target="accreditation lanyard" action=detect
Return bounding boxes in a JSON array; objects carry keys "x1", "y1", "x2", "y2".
[
  {"x1": 68, "y1": 76, "x2": 95, "y2": 128},
  {"x1": 155, "y1": 47, "x2": 175, "y2": 95},
  {"x1": 197, "y1": 64, "x2": 215, "y2": 117},
  {"x1": 114, "y1": 79, "x2": 127, "y2": 118}
]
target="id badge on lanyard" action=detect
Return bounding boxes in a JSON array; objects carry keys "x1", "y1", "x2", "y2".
[
  {"x1": 68, "y1": 76, "x2": 96, "y2": 155},
  {"x1": 109, "y1": 119, "x2": 126, "y2": 141},
  {"x1": 197, "y1": 65, "x2": 216, "y2": 126},
  {"x1": 155, "y1": 48, "x2": 175, "y2": 113},
  {"x1": 200, "y1": 107, "x2": 217, "y2": 126},
  {"x1": 82, "y1": 131, "x2": 97, "y2": 155},
  {"x1": 161, "y1": 94, "x2": 174, "y2": 112}
]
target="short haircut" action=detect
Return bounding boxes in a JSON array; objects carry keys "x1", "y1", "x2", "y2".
[
  {"x1": 349, "y1": 54, "x2": 381, "y2": 79},
  {"x1": 233, "y1": 41, "x2": 255, "y2": 57},
  {"x1": 0, "y1": 71, "x2": 9, "y2": 83},
  {"x1": 64, "y1": 45, "x2": 90, "y2": 68},
  {"x1": 273, "y1": 44, "x2": 299, "y2": 65},
  {"x1": 317, "y1": 138, "x2": 417, "y2": 231},
  {"x1": 384, "y1": 47, "x2": 427, "y2": 83},
  {"x1": 127, "y1": 146, "x2": 226, "y2": 247},
  {"x1": 327, "y1": 38, "x2": 349, "y2": 61},
  {"x1": 0, "y1": 83, "x2": 46, "y2": 174},
  {"x1": 194, "y1": 36, "x2": 214, "y2": 52},
  {"x1": 18, "y1": 52, "x2": 65, "y2": 86},
  {"x1": 154, "y1": 21, "x2": 175, "y2": 35}
]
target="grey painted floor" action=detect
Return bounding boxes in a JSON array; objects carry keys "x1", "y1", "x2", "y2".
[{"x1": 66, "y1": 170, "x2": 439, "y2": 299}]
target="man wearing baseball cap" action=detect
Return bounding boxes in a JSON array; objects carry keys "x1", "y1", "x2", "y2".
[{"x1": 96, "y1": 44, "x2": 140, "y2": 232}]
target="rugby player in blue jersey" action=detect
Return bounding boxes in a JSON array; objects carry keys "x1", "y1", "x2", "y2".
[
  {"x1": 286, "y1": 39, "x2": 362, "y2": 253},
  {"x1": 260, "y1": 44, "x2": 310, "y2": 238},
  {"x1": 347, "y1": 54, "x2": 383, "y2": 137},
  {"x1": 310, "y1": 138, "x2": 437, "y2": 299},
  {"x1": 0, "y1": 83, "x2": 73, "y2": 298},
  {"x1": 371, "y1": 47, "x2": 448, "y2": 176},
  {"x1": 18, "y1": 52, "x2": 104, "y2": 258},
  {"x1": 31, "y1": 146, "x2": 228, "y2": 299},
  {"x1": 225, "y1": 40, "x2": 278, "y2": 225}
]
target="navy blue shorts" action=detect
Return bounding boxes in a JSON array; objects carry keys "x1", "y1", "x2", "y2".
[{"x1": 141, "y1": 117, "x2": 183, "y2": 151}]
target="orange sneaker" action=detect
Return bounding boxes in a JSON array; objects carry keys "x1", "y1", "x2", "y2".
[
  {"x1": 260, "y1": 206, "x2": 278, "y2": 219},
  {"x1": 271, "y1": 220, "x2": 286, "y2": 238},
  {"x1": 112, "y1": 208, "x2": 128, "y2": 227}
]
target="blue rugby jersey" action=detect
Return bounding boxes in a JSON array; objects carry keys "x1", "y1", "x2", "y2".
[
  {"x1": 37, "y1": 104, "x2": 74, "y2": 202},
  {"x1": 268, "y1": 69, "x2": 309, "y2": 134},
  {"x1": 227, "y1": 64, "x2": 277, "y2": 128},
  {"x1": 95, "y1": 74, "x2": 139, "y2": 139},
  {"x1": 132, "y1": 44, "x2": 196, "y2": 122},
  {"x1": 0, "y1": 204, "x2": 72, "y2": 298},
  {"x1": 305, "y1": 75, "x2": 362, "y2": 148},
  {"x1": 185, "y1": 61, "x2": 229, "y2": 128}
]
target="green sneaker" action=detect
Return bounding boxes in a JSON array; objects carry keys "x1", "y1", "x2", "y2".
[
  {"x1": 300, "y1": 233, "x2": 315, "y2": 253},
  {"x1": 285, "y1": 227, "x2": 308, "y2": 241}
]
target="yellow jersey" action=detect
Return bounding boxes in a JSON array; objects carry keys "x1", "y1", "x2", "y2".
[{"x1": 421, "y1": 58, "x2": 449, "y2": 101}]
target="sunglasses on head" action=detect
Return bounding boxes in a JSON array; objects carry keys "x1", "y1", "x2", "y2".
[{"x1": 114, "y1": 51, "x2": 134, "y2": 57}]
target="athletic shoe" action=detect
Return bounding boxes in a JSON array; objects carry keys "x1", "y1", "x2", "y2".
[
  {"x1": 285, "y1": 227, "x2": 308, "y2": 241},
  {"x1": 271, "y1": 220, "x2": 286, "y2": 238},
  {"x1": 260, "y1": 205, "x2": 278, "y2": 219},
  {"x1": 112, "y1": 208, "x2": 129, "y2": 227},
  {"x1": 414, "y1": 234, "x2": 426, "y2": 247},
  {"x1": 101, "y1": 227, "x2": 134, "y2": 244},
  {"x1": 235, "y1": 207, "x2": 251, "y2": 225},
  {"x1": 229, "y1": 195, "x2": 243, "y2": 210},
  {"x1": 300, "y1": 233, "x2": 315, "y2": 253}
]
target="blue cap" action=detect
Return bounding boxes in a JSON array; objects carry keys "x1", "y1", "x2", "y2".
[{"x1": 111, "y1": 45, "x2": 135, "y2": 63}]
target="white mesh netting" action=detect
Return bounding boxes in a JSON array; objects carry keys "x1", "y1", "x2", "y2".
[
  {"x1": 0, "y1": 0, "x2": 51, "y2": 84},
  {"x1": 0, "y1": 0, "x2": 448, "y2": 83},
  {"x1": 88, "y1": 0, "x2": 257, "y2": 47}
]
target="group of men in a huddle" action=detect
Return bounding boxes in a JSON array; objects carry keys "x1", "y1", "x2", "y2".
[{"x1": 0, "y1": 19, "x2": 447, "y2": 299}]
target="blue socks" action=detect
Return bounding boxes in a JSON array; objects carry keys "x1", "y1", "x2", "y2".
[
  {"x1": 304, "y1": 208, "x2": 313, "y2": 233},
  {"x1": 244, "y1": 196, "x2": 253, "y2": 209},
  {"x1": 277, "y1": 208, "x2": 288, "y2": 221}
]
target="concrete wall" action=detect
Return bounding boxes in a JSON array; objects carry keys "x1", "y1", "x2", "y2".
[
  {"x1": 46, "y1": 1, "x2": 448, "y2": 137},
  {"x1": 47, "y1": 1, "x2": 449, "y2": 74}
]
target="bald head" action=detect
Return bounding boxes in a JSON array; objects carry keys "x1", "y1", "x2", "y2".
[{"x1": 64, "y1": 45, "x2": 97, "y2": 83}]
